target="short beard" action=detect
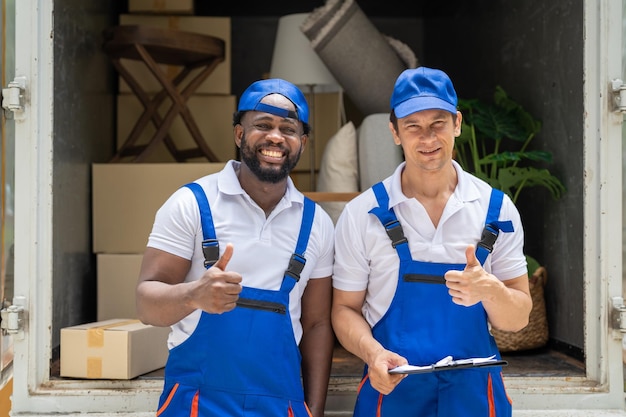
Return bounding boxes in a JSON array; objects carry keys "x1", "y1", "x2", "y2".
[{"x1": 240, "y1": 133, "x2": 302, "y2": 183}]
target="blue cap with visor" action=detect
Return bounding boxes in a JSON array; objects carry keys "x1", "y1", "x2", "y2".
[
  {"x1": 390, "y1": 67, "x2": 458, "y2": 118},
  {"x1": 238, "y1": 78, "x2": 309, "y2": 124}
]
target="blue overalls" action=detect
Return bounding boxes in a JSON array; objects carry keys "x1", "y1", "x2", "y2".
[
  {"x1": 353, "y1": 182, "x2": 514, "y2": 417},
  {"x1": 156, "y1": 182, "x2": 315, "y2": 417}
]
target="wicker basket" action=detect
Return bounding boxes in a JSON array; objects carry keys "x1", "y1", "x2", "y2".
[{"x1": 491, "y1": 266, "x2": 549, "y2": 352}]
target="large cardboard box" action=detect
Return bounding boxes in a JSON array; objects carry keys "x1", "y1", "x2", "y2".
[
  {"x1": 128, "y1": 0, "x2": 194, "y2": 14},
  {"x1": 97, "y1": 254, "x2": 143, "y2": 321},
  {"x1": 118, "y1": 15, "x2": 231, "y2": 95},
  {"x1": 116, "y1": 93, "x2": 237, "y2": 163},
  {"x1": 60, "y1": 319, "x2": 170, "y2": 379},
  {"x1": 92, "y1": 162, "x2": 226, "y2": 254},
  {"x1": 290, "y1": 92, "x2": 343, "y2": 192}
]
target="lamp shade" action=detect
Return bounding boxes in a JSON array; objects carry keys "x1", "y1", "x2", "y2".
[{"x1": 270, "y1": 13, "x2": 340, "y2": 92}]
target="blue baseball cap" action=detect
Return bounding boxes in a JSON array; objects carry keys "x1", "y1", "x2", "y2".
[
  {"x1": 238, "y1": 78, "x2": 309, "y2": 124},
  {"x1": 390, "y1": 67, "x2": 458, "y2": 118}
]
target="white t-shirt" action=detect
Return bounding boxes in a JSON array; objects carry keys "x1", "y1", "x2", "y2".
[
  {"x1": 147, "y1": 160, "x2": 335, "y2": 348},
  {"x1": 333, "y1": 161, "x2": 527, "y2": 328}
]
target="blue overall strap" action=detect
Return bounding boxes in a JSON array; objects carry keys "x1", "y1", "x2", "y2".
[
  {"x1": 183, "y1": 182, "x2": 220, "y2": 268},
  {"x1": 368, "y1": 182, "x2": 412, "y2": 260},
  {"x1": 475, "y1": 188, "x2": 515, "y2": 265},
  {"x1": 280, "y1": 197, "x2": 316, "y2": 292}
]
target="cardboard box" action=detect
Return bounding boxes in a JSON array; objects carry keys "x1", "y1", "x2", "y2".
[
  {"x1": 92, "y1": 162, "x2": 226, "y2": 254},
  {"x1": 97, "y1": 254, "x2": 143, "y2": 321},
  {"x1": 118, "y1": 15, "x2": 231, "y2": 95},
  {"x1": 60, "y1": 319, "x2": 170, "y2": 379},
  {"x1": 290, "y1": 92, "x2": 343, "y2": 192},
  {"x1": 116, "y1": 93, "x2": 237, "y2": 163},
  {"x1": 129, "y1": 0, "x2": 194, "y2": 14}
]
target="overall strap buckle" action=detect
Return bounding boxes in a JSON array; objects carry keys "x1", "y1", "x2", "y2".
[
  {"x1": 477, "y1": 224, "x2": 499, "y2": 253},
  {"x1": 202, "y1": 239, "x2": 220, "y2": 267},
  {"x1": 384, "y1": 220, "x2": 408, "y2": 248},
  {"x1": 285, "y1": 253, "x2": 306, "y2": 281}
]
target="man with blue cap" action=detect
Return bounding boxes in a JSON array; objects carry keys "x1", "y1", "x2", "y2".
[
  {"x1": 136, "y1": 78, "x2": 335, "y2": 417},
  {"x1": 331, "y1": 67, "x2": 532, "y2": 417}
]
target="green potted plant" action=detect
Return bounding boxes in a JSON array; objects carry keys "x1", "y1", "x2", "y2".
[
  {"x1": 454, "y1": 86, "x2": 566, "y2": 351},
  {"x1": 455, "y1": 86, "x2": 566, "y2": 205}
]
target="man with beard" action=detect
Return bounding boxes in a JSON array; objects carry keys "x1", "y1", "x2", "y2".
[{"x1": 136, "y1": 78, "x2": 335, "y2": 417}]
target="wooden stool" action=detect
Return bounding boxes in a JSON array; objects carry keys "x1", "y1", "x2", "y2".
[{"x1": 102, "y1": 25, "x2": 225, "y2": 162}]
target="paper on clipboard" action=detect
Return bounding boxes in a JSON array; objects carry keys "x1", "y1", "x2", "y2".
[{"x1": 388, "y1": 355, "x2": 508, "y2": 374}]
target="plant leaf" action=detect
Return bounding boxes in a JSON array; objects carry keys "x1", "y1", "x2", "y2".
[
  {"x1": 518, "y1": 150, "x2": 553, "y2": 163},
  {"x1": 525, "y1": 254, "x2": 541, "y2": 277},
  {"x1": 457, "y1": 122, "x2": 474, "y2": 145},
  {"x1": 471, "y1": 104, "x2": 529, "y2": 143},
  {"x1": 457, "y1": 87, "x2": 565, "y2": 205},
  {"x1": 498, "y1": 167, "x2": 566, "y2": 201},
  {"x1": 480, "y1": 150, "x2": 553, "y2": 165},
  {"x1": 493, "y1": 86, "x2": 542, "y2": 135}
]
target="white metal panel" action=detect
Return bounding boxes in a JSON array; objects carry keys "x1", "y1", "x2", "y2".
[
  {"x1": 10, "y1": 0, "x2": 56, "y2": 412},
  {"x1": 0, "y1": 0, "x2": 17, "y2": 397}
]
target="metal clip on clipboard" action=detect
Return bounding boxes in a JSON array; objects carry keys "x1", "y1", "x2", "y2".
[{"x1": 388, "y1": 355, "x2": 508, "y2": 375}]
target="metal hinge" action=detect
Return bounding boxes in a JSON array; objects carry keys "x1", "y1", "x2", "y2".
[
  {"x1": 1, "y1": 76, "x2": 26, "y2": 119},
  {"x1": 611, "y1": 296, "x2": 626, "y2": 337},
  {"x1": 0, "y1": 295, "x2": 26, "y2": 340},
  {"x1": 610, "y1": 79, "x2": 626, "y2": 113}
]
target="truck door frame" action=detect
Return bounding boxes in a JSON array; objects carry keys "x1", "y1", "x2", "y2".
[{"x1": 8, "y1": 0, "x2": 626, "y2": 415}]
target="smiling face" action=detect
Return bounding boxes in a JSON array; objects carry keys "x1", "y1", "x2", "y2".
[
  {"x1": 391, "y1": 109, "x2": 462, "y2": 173},
  {"x1": 235, "y1": 94, "x2": 307, "y2": 183}
]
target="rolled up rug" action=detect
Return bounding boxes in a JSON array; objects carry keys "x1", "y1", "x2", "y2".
[{"x1": 302, "y1": 0, "x2": 417, "y2": 115}]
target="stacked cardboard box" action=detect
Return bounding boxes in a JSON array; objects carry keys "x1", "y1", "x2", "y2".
[
  {"x1": 96, "y1": 254, "x2": 143, "y2": 321},
  {"x1": 92, "y1": 162, "x2": 226, "y2": 317},
  {"x1": 128, "y1": 0, "x2": 195, "y2": 15},
  {"x1": 116, "y1": 93, "x2": 237, "y2": 163},
  {"x1": 289, "y1": 92, "x2": 343, "y2": 191},
  {"x1": 83, "y1": 12, "x2": 235, "y2": 380},
  {"x1": 95, "y1": 13, "x2": 235, "y2": 322},
  {"x1": 86, "y1": 162, "x2": 224, "y2": 379}
]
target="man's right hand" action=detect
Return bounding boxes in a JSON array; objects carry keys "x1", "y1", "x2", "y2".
[{"x1": 367, "y1": 348, "x2": 408, "y2": 395}]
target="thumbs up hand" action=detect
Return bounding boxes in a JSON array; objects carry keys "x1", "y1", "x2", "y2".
[
  {"x1": 191, "y1": 243, "x2": 242, "y2": 314},
  {"x1": 463, "y1": 244, "x2": 481, "y2": 270},
  {"x1": 443, "y1": 245, "x2": 501, "y2": 307}
]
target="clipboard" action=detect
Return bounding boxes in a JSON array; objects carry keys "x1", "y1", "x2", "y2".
[{"x1": 388, "y1": 355, "x2": 508, "y2": 375}]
